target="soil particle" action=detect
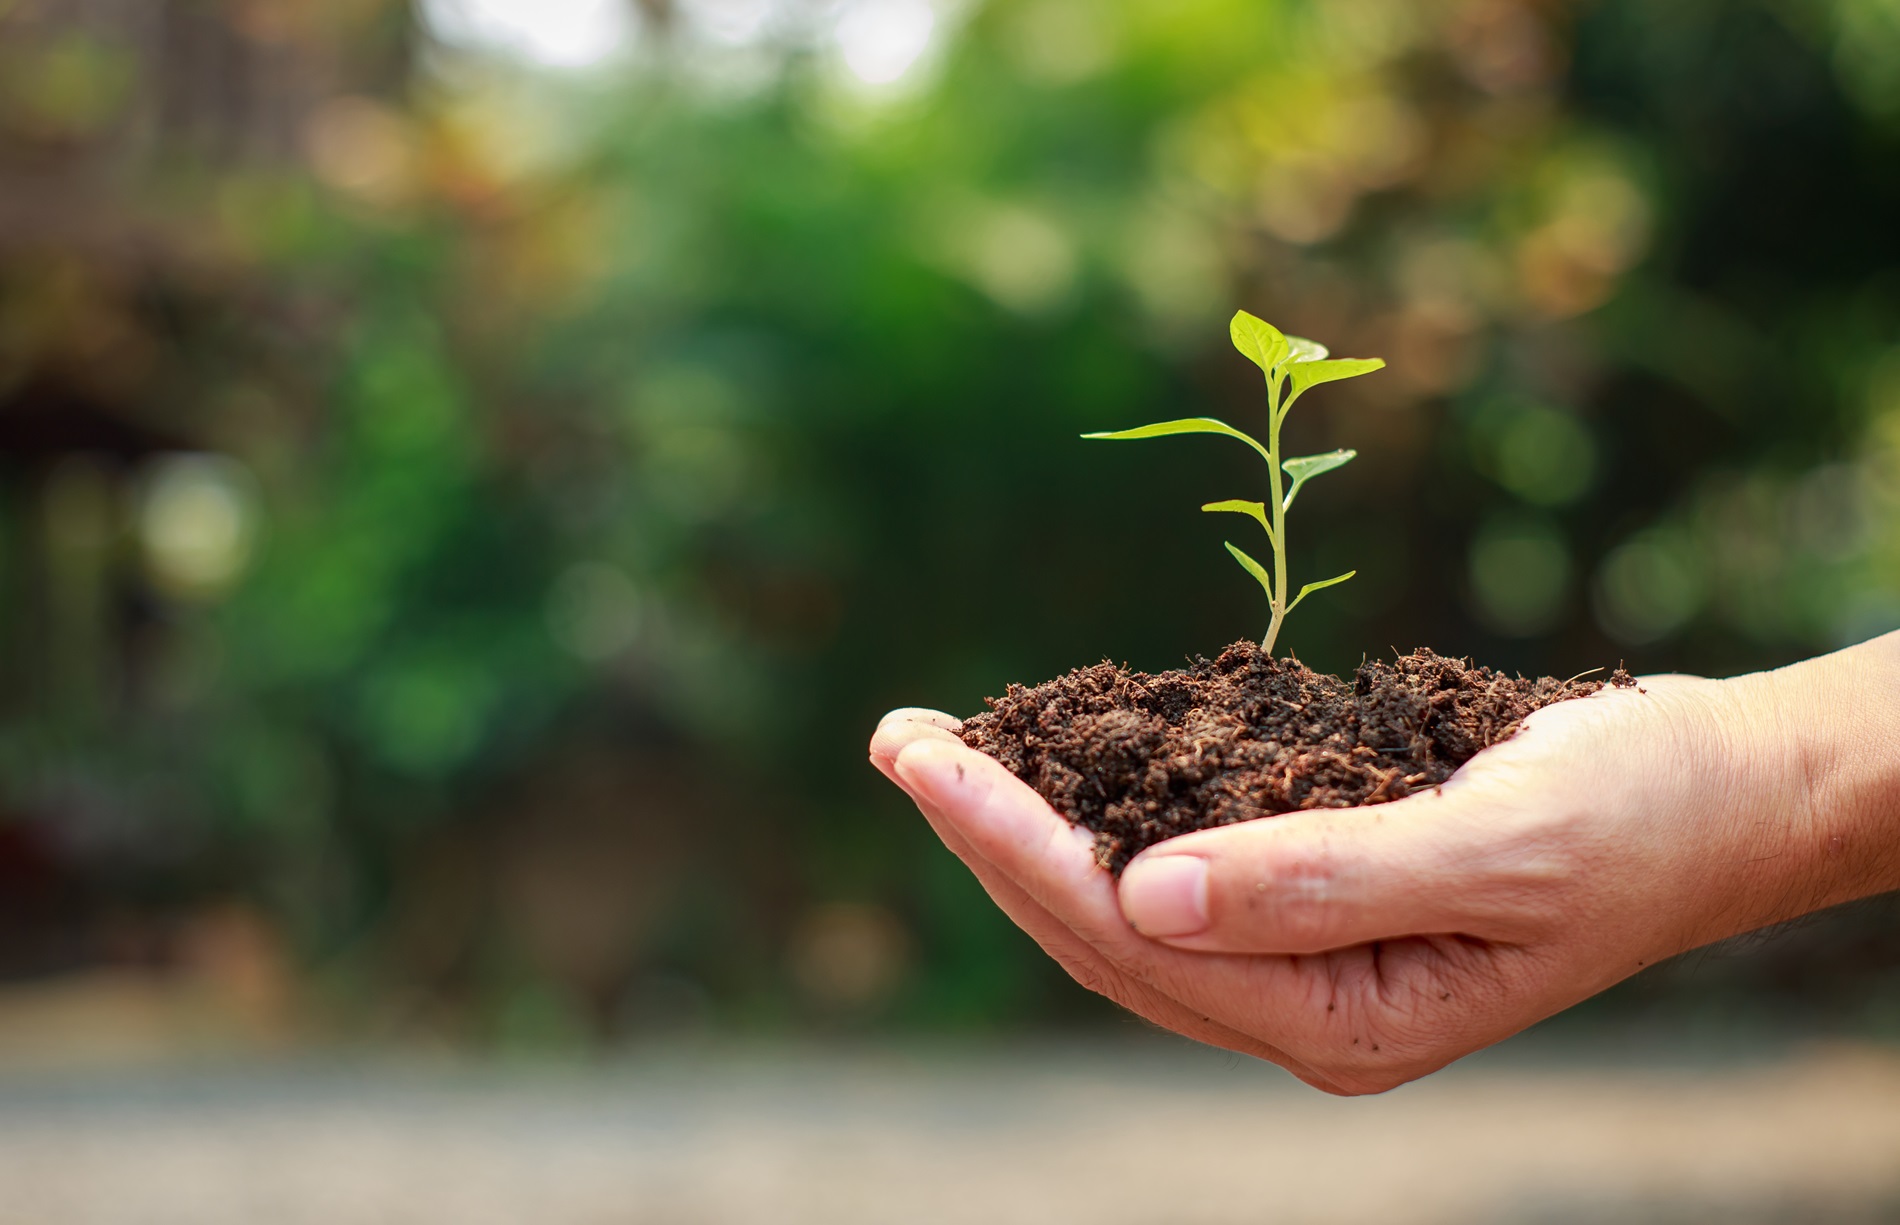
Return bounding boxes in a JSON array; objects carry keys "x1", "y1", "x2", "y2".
[{"x1": 959, "y1": 641, "x2": 1633, "y2": 874}]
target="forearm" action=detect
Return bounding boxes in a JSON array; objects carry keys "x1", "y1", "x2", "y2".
[{"x1": 1733, "y1": 630, "x2": 1900, "y2": 929}]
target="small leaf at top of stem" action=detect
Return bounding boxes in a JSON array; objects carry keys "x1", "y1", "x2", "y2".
[{"x1": 1229, "y1": 311, "x2": 1290, "y2": 376}]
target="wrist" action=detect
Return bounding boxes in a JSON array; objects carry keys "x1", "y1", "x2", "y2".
[{"x1": 1726, "y1": 631, "x2": 1900, "y2": 931}]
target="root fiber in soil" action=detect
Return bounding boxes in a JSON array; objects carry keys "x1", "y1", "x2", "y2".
[{"x1": 959, "y1": 641, "x2": 1633, "y2": 874}]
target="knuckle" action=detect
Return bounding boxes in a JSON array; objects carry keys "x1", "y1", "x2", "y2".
[
  {"x1": 1239, "y1": 838, "x2": 1344, "y2": 951},
  {"x1": 1274, "y1": 890, "x2": 1338, "y2": 951}
]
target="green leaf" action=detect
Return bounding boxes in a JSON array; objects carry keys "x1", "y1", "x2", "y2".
[
  {"x1": 1202, "y1": 498, "x2": 1274, "y2": 544},
  {"x1": 1229, "y1": 311, "x2": 1289, "y2": 376},
  {"x1": 1287, "y1": 336, "x2": 1329, "y2": 363},
  {"x1": 1082, "y1": 417, "x2": 1269, "y2": 462},
  {"x1": 1286, "y1": 570, "x2": 1356, "y2": 612},
  {"x1": 1280, "y1": 448, "x2": 1357, "y2": 512},
  {"x1": 1286, "y1": 358, "x2": 1385, "y2": 401},
  {"x1": 1223, "y1": 542, "x2": 1275, "y2": 600}
]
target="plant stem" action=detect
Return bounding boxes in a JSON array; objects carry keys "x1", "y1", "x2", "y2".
[{"x1": 1264, "y1": 372, "x2": 1288, "y2": 655}]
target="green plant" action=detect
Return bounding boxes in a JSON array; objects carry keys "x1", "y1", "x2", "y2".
[{"x1": 1084, "y1": 311, "x2": 1384, "y2": 655}]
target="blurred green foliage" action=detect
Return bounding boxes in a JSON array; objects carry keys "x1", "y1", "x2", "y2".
[{"x1": 1, "y1": 0, "x2": 1898, "y2": 1040}]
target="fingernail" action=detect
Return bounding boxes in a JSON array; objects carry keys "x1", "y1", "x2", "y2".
[
  {"x1": 879, "y1": 708, "x2": 963, "y2": 733},
  {"x1": 1119, "y1": 856, "x2": 1209, "y2": 938}
]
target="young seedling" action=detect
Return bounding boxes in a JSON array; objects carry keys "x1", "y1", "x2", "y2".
[{"x1": 1084, "y1": 311, "x2": 1384, "y2": 655}]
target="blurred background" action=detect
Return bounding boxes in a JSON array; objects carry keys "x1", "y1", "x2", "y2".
[{"x1": 2, "y1": 0, "x2": 1900, "y2": 1218}]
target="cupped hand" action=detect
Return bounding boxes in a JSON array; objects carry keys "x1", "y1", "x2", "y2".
[{"x1": 869, "y1": 640, "x2": 1900, "y2": 1095}]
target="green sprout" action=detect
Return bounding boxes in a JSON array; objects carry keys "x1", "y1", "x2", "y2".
[{"x1": 1084, "y1": 310, "x2": 1385, "y2": 655}]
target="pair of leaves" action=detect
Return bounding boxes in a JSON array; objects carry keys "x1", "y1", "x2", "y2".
[
  {"x1": 1220, "y1": 541, "x2": 1355, "y2": 612},
  {"x1": 1085, "y1": 425, "x2": 1358, "y2": 517},
  {"x1": 1081, "y1": 416, "x2": 1351, "y2": 469},
  {"x1": 1230, "y1": 310, "x2": 1385, "y2": 403},
  {"x1": 1198, "y1": 445, "x2": 1353, "y2": 524}
]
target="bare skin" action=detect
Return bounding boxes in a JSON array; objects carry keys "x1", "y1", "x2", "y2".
[{"x1": 869, "y1": 631, "x2": 1900, "y2": 1096}]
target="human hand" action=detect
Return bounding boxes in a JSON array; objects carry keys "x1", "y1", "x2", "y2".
[{"x1": 869, "y1": 635, "x2": 1900, "y2": 1094}]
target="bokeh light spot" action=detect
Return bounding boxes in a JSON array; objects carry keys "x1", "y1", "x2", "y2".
[
  {"x1": 420, "y1": 0, "x2": 636, "y2": 70},
  {"x1": 1468, "y1": 515, "x2": 1572, "y2": 636},
  {"x1": 834, "y1": 0, "x2": 936, "y2": 85},
  {"x1": 1493, "y1": 405, "x2": 1597, "y2": 506},
  {"x1": 303, "y1": 97, "x2": 414, "y2": 207},
  {"x1": 788, "y1": 902, "x2": 911, "y2": 1012},
  {"x1": 1005, "y1": 0, "x2": 1116, "y2": 84},
  {"x1": 680, "y1": 0, "x2": 777, "y2": 47},
  {"x1": 138, "y1": 454, "x2": 261, "y2": 603},
  {"x1": 359, "y1": 661, "x2": 496, "y2": 777},
  {"x1": 935, "y1": 200, "x2": 1077, "y2": 315},
  {"x1": 1593, "y1": 527, "x2": 1707, "y2": 645}
]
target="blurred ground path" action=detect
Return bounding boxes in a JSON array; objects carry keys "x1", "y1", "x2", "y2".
[{"x1": 0, "y1": 1037, "x2": 1897, "y2": 1225}]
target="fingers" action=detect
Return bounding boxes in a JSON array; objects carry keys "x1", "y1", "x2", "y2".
[
  {"x1": 879, "y1": 725, "x2": 1132, "y2": 964},
  {"x1": 870, "y1": 711, "x2": 965, "y2": 768},
  {"x1": 870, "y1": 717, "x2": 1325, "y2": 1072},
  {"x1": 871, "y1": 715, "x2": 1121, "y2": 975},
  {"x1": 1117, "y1": 789, "x2": 1516, "y2": 955},
  {"x1": 891, "y1": 738, "x2": 1118, "y2": 938},
  {"x1": 888, "y1": 736, "x2": 1340, "y2": 1073},
  {"x1": 871, "y1": 720, "x2": 1330, "y2": 1069},
  {"x1": 876, "y1": 707, "x2": 964, "y2": 736}
]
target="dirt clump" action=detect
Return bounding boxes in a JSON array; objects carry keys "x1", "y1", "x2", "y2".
[{"x1": 959, "y1": 641, "x2": 1633, "y2": 874}]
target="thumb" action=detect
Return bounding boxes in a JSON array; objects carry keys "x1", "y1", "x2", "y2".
[{"x1": 1116, "y1": 781, "x2": 1537, "y2": 954}]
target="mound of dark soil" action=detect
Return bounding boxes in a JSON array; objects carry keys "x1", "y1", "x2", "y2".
[{"x1": 959, "y1": 641, "x2": 1632, "y2": 874}]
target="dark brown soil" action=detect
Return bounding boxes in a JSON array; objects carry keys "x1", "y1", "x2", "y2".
[{"x1": 959, "y1": 641, "x2": 1633, "y2": 874}]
